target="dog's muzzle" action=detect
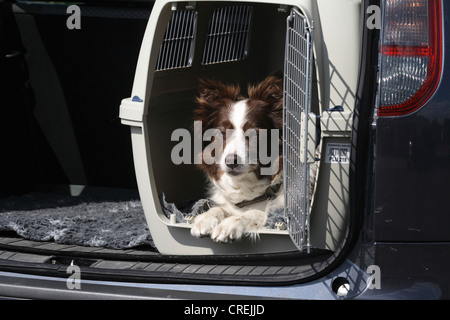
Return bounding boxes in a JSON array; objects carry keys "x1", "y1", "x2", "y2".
[{"x1": 224, "y1": 153, "x2": 246, "y2": 175}]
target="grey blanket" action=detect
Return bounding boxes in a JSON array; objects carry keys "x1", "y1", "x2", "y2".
[
  {"x1": 0, "y1": 189, "x2": 155, "y2": 249},
  {"x1": 0, "y1": 189, "x2": 286, "y2": 250}
]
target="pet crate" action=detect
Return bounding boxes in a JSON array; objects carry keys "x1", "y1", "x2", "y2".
[{"x1": 120, "y1": 0, "x2": 360, "y2": 255}]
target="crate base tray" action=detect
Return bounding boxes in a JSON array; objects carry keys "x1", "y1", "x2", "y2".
[{"x1": 148, "y1": 213, "x2": 299, "y2": 255}]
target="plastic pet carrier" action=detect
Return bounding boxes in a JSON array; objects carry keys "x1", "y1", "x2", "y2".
[{"x1": 120, "y1": 0, "x2": 360, "y2": 255}]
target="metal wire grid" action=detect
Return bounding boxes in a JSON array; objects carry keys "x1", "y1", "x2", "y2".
[
  {"x1": 156, "y1": 10, "x2": 198, "y2": 71},
  {"x1": 202, "y1": 6, "x2": 253, "y2": 65},
  {"x1": 283, "y1": 9, "x2": 314, "y2": 252}
]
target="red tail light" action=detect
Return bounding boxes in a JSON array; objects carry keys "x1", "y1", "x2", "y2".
[{"x1": 378, "y1": 0, "x2": 443, "y2": 117}]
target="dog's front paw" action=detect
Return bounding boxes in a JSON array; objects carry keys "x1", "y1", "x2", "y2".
[
  {"x1": 191, "y1": 215, "x2": 218, "y2": 238},
  {"x1": 190, "y1": 208, "x2": 226, "y2": 238},
  {"x1": 211, "y1": 216, "x2": 245, "y2": 243},
  {"x1": 211, "y1": 210, "x2": 267, "y2": 243}
]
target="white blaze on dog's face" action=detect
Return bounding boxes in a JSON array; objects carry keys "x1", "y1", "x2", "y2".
[{"x1": 221, "y1": 100, "x2": 251, "y2": 176}]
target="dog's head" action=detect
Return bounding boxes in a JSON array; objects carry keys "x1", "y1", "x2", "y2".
[{"x1": 194, "y1": 74, "x2": 283, "y2": 181}]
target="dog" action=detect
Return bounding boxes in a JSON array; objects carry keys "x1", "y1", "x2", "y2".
[{"x1": 190, "y1": 74, "x2": 285, "y2": 243}]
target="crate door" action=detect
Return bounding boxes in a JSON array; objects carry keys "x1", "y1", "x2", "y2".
[{"x1": 283, "y1": 9, "x2": 314, "y2": 252}]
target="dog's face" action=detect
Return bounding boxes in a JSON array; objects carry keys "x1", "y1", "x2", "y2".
[{"x1": 194, "y1": 75, "x2": 283, "y2": 181}]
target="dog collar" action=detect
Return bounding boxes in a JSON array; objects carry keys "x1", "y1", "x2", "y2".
[{"x1": 234, "y1": 183, "x2": 282, "y2": 208}]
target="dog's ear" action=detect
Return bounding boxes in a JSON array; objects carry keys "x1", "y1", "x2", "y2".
[
  {"x1": 248, "y1": 74, "x2": 284, "y2": 133},
  {"x1": 248, "y1": 74, "x2": 283, "y2": 108},
  {"x1": 195, "y1": 79, "x2": 241, "y2": 130},
  {"x1": 197, "y1": 79, "x2": 241, "y2": 104}
]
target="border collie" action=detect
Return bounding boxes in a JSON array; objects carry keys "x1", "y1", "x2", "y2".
[{"x1": 190, "y1": 74, "x2": 285, "y2": 243}]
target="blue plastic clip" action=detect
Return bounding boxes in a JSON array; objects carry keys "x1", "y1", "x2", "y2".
[
  {"x1": 132, "y1": 95, "x2": 143, "y2": 102},
  {"x1": 327, "y1": 105, "x2": 344, "y2": 112}
]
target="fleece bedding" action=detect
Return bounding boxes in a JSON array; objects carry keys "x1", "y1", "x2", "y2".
[
  {"x1": 0, "y1": 188, "x2": 286, "y2": 250},
  {"x1": 0, "y1": 188, "x2": 154, "y2": 249}
]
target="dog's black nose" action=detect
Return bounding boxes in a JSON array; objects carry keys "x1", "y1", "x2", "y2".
[{"x1": 225, "y1": 154, "x2": 241, "y2": 169}]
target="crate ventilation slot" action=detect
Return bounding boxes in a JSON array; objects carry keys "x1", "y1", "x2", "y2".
[
  {"x1": 156, "y1": 9, "x2": 198, "y2": 71},
  {"x1": 283, "y1": 9, "x2": 314, "y2": 252},
  {"x1": 202, "y1": 5, "x2": 253, "y2": 65}
]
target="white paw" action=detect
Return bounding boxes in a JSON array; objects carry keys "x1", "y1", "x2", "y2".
[
  {"x1": 211, "y1": 216, "x2": 245, "y2": 243},
  {"x1": 190, "y1": 208, "x2": 225, "y2": 238}
]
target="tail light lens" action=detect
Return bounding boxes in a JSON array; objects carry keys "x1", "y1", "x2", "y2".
[{"x1": 378, "y1": 0, "x2": 443, "y2": 117}]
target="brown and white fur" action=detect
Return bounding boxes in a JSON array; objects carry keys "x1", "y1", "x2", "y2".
[{"x1": 191, "y1": 75, "x2": 285, "y2": 243}]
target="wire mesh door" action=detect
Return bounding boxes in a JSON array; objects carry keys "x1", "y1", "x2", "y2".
[{"x1": 283, "y1": 9, "x2": 314, "y2": 253}]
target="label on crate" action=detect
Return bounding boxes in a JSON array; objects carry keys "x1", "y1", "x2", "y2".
[{"x1": 325, "y1": 143, "x2": 351, "y2": 164}]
